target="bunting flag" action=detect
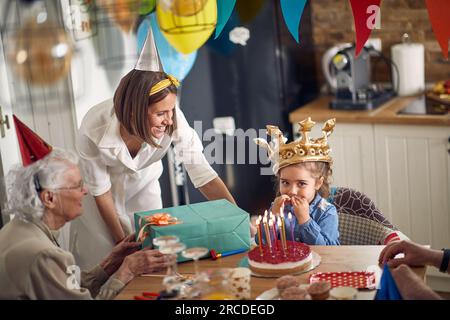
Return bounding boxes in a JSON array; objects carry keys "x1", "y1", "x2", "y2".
[
  {"x1": 349, "y1": 0, "x2": 381, "y2": 57},
  {"x1": 13, "y1": 115, "x2": 52, "y2": 166},
  {"x1": 280, "y1": 0, "x2": 307, "y2": 43},
  {"x1": 425, "y1": 0, "x2": 450, "y2": 59},
  {"x1": 215, "y1": 0, "x2": 236, "y2": 39}
]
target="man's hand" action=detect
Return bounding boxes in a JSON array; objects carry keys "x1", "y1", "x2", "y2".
[
  {"x1": 391, "y1": 264, "x2": 442, "y2": 300},
  {"x1": 378, "y1": 240, "x2": 443, "y2": 269}
]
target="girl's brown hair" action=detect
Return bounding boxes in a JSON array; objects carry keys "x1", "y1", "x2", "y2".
[
  {"x1": 113, "y1": 70, "x2": 178, "y2": 148},
  {"x1": 275, "y1": 161, "x2": 333, "y2": 198}
]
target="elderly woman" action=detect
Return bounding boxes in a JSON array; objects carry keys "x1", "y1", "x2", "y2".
[{"x1": 0, "y1": 150, "x2": 172, "y2": 299}]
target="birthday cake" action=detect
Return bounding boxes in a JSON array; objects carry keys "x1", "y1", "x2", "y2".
[{"x1": 247, "y1": 240, "x2": 312, "y2": 276}]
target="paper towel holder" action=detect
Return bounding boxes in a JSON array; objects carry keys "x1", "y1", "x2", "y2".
[{"x1": 402, "y1": 33, "x2": 410, "y2": 44}]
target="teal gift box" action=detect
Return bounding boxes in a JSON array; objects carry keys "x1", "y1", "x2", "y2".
[{"x1": 134, "y1": 199, "x2": 251, "y2": 262}]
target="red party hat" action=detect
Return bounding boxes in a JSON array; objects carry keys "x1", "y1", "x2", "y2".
[{"x1": 13, "y1": 115, "x2": 52, "y2": 166}]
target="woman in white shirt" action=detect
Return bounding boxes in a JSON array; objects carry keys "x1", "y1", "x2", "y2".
[{"x1": 70, "y1": 70, "x2": 235, "y2": 269}]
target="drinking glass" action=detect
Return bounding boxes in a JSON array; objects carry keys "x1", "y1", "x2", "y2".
[
  {"x1": 158, "y1": 242, "x2": 186, "y2": 292},
  {"x1": 152, "y1": 235, "x2": 179, "y2": 248},
  {"x1": 181, "y1": 247, "x2": 209, "y2": 277}
]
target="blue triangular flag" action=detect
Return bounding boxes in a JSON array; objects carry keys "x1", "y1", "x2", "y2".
[
  {"x1": 374, "y1": 264, "x2": 403, "y2": 300},
  {"x1": 280, "y1": 0, "x2": 308, "y2": 43}
]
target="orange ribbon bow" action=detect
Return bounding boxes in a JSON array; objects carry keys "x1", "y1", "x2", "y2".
[{"x1": 137, "y1": 213, "x2": 179, "y2": 242}]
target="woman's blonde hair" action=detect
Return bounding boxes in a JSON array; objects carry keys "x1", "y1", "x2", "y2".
[
  {"x1": 275, "y1": 161, "x2": 333, "y2": 198},
  {"x1": 114, "y1": 70, "x2": 178, "y2": 148}
]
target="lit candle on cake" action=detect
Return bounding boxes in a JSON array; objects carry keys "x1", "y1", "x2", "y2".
[
  {"x1": 263, "y1": 216, "x2": 272, "y2": 253},
  {"x1": 269, "y1": 219, "x2": 277, "y2": 251},
  {"x1": 288, "y1": 211, "x2": 295, "y2": 242},
  {"x1": 277, "y1": 218, "x2": 286, "y2": 253},
  {"x1": 279, "y1": 209, "x2": 287, "y2": 249},
  {"x1": 256, "y1": 217, "x2": 263, "y2": 256}
]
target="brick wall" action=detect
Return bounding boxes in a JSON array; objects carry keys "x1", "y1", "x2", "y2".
[{"x1": 310, "y1": 0, "x2": 450, "y2": 85}]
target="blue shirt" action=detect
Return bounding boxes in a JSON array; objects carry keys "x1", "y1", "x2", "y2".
[{"x1": 257, "y1": 193, "x2": 340, "y2": 245}]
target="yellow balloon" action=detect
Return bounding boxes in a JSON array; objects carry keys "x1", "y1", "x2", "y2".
[
  {"x1": 157, "y1": 0, "x2": 217, "y2": 54},
  {"x1": 171, "y1": 0, "x2": 208, "y2": 17}
]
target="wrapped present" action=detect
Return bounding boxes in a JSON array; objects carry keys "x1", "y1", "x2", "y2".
[{"x1": 134, "y1": 199, "x2": 251, "y2": 262}]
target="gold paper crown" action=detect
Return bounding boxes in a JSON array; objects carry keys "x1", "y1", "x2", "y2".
[
  {"x1": 254, "y1": 117, "x2": 336, "y2": 174},
  {"x1": 149, "y1": 74, "x2": 180, "y2": 96}
]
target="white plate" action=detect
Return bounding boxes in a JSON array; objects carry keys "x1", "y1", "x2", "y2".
[{"x1": 250, "y1": 251, "x2": 322, "y2": 278}]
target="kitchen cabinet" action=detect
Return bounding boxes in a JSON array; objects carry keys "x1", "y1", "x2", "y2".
[
  {"x1": 293, "y1": 122, "x2": 378, "y2": 203},
  {"x1": 374, "y1": 124, "x2": 450, "y2": 250},
  {"x1": 293, "y1": 121, "x2": 450, "y2": 250}
]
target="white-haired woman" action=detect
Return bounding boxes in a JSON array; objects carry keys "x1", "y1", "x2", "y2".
[{"x1": 0, "y1": 150, "x2": 172, "y2": 299}]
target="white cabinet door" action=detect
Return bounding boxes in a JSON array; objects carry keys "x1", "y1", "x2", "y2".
[
  {"x1": 374, "y1": 124, "x2": 450, "y2": 249},
  {"x1": 293, "y1": 122, "x2": 378, "y2": 201}
]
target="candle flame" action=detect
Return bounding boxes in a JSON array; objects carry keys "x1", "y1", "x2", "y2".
[
  {"x1": 263, "y1": 216, "x2": 267, "y2": 223},
  {"x1": 269, "y1": 219, "x2": 273, "y2": 226},
  {"x1": 288, "y1": 212, "x2": 292, "y2": 220},
  {"x1": 256, "y1": 218, "x2": 260, "y2": 226},
  {"x1": 277, "y1": 219, "x2": 282, "y2": 226}
]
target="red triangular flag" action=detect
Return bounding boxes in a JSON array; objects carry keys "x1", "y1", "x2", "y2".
[
  {"x1": 425, "y1": 0, "x2": 450, "y2": 59},
  {"x1": 349, "y1": 0, "x2": 382, "y2": 57},
  {"x1": 13, "y1": 115, "x2": 52, "y2": 166}
]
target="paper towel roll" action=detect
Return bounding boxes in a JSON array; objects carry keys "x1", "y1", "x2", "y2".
[{"x1": 391, "y1": 43, "x2": 425, "y2": 96}]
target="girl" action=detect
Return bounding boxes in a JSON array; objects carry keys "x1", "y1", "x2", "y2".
[
  {"x1": 255, "y1": 118, "x2": 339, "y2": 245},
  {"x1": 272, "y1": 161, "x2": 339, "y2": 245}
]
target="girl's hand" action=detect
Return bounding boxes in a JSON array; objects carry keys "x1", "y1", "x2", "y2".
[
  {"x1": 272, "y1": 195, "x2": 291, "y2": 216},
  {"x1": 291, "y1": 196, "x2": 310, "y2": 225}
]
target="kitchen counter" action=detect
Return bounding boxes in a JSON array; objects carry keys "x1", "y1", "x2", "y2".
[{"x1": 289, "y1": 96, "x2": 450, "y2": 126}]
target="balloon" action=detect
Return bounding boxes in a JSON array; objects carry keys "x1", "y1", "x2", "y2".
[
  {"x1": 162, "y1": 0, "x2": 209, "y2": 17},
  {"x1": 137, "y1": 14, "x2": 197, "y2": 80},
  {"x1": 139, "y1": 0, "x2": 157, "y2": 15},
  {"x1": 157, "y1": 0, "x2": 217, "y2": 54},
  {"x1": 98, "y1": 0, "x2": 139, "y2": 33},
  {"x1": 7, "y1": 19, "x2": 73, "y2": 85}
]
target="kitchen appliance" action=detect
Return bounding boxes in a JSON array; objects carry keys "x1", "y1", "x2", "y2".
[{"x1": 322, "y1": 43, "x2": 396, "y2": 110}]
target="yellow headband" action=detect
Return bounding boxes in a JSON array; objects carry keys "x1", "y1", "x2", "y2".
[{"x1": 149, "y1": 74, "x2": 180, "y2": 96}]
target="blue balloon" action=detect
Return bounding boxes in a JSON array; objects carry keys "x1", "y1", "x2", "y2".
[{"x1": 137, "y1": 14, "x2": 197, "y2": 81}]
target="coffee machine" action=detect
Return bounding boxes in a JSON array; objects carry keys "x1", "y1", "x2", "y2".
[{"x1": 322, "y1": 44, "x2": 395, "y2": 110}]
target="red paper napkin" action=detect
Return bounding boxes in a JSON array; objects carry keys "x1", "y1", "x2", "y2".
[{"x1": 309, "y1": 271, "x2": 376, "y2": 289}]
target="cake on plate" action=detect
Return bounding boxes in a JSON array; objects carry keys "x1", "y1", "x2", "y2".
[{"x1": 248, "y1": 240, "x2": 312, "y2": 276}]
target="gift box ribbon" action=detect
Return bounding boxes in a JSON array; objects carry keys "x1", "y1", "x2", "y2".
[{"x1": 137, "y1": 213, "x2": 180, "y2": 242}]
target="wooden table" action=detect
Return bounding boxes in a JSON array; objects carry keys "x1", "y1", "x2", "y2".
[{"x1": 115, "y1": 246, "x2": 426, "y2": 300}]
